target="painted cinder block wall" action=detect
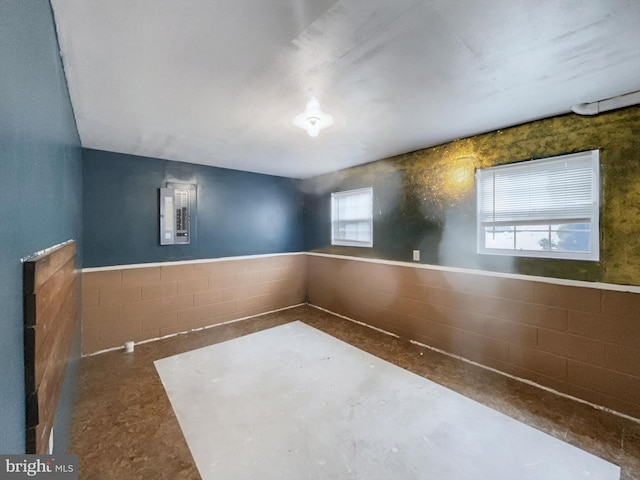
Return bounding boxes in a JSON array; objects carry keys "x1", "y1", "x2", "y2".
[
  {"x1": 81, "y1": 254, "x2": 306, "y2": 355},
  {"x1": 306, "y1": 254, "x2": 640, "y2": 419},
  {"x1": 0, "y1": 1, "x2": 83, "y2": 454},
  {"x1": 302, "y1": 107, "x2": 640, "y2": 419},
  {"x1": 80, "y1": 150, "x2": 307, "y2": 354}
]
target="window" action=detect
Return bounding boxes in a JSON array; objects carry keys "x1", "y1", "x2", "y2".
[
  {"x1": 331, "y1": 187, "x2": 373, "y2": 247},
  {"x1": 477, "y1": 150, "x2": 599, "y2": 261}
]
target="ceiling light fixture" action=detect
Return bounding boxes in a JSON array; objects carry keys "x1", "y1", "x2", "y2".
[{"x1": 293, "y1": 96, "x2": 334, "y2": 137}]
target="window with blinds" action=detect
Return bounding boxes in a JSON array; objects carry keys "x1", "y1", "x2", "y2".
[
  {"x1": 476, "y1": 150, "x2": 600, "y2": 260},
  {"x1": 331, "y1": 187, "x2": 373, "y2": 247}
]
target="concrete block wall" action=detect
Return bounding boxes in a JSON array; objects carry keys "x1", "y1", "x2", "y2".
[
  {"x1": 81, "y1": 254, "x2": 306, "y2": 354},
  {"x1": 306, "y1": 253, "x2": 640, "y2": 420}
]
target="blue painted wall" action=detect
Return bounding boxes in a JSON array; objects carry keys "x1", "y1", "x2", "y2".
[
  {"x1": 0, "y1": 0, "x2": 82, "y2": 453},
  {"x1": 82, "y1": 149, "x2": 304, "y2": 267}
]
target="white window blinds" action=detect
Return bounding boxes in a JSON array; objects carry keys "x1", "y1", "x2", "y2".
[
  {"x1": 477, "y1": 150, "x2": 599, "y2": 260},
  {"x1": 331, "y1": 187, "x2": 373, "y2": 247}
]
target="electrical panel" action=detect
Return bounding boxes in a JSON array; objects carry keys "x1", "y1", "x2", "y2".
[{"x1": 160, "y1": 185, "x2": 195, "y2": 245}]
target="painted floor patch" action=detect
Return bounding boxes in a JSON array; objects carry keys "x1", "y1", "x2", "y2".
[{"x1": 155, "y1": 321, "x2": 620, "y2": 480}]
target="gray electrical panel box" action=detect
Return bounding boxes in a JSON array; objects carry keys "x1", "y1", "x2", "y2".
[{"x1": 159, "y1": 184, "x2": 195, "y2": 245}]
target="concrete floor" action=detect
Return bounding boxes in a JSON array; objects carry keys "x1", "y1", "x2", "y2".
[{"x1": 69, "y1": 305, "x2": 640, "y2": 479}]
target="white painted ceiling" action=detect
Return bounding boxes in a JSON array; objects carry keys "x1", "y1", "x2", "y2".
[{"x1": 51, "y1": 0, "x2": 640, "y2": 179}]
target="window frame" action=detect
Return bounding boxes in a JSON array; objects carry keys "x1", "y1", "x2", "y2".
[
  {"x1": 476, "y1": 150, "x2": 600, "y2": 261},
  {"x1": 331, "y1": 187, "x2": 374, "y2": 248}
]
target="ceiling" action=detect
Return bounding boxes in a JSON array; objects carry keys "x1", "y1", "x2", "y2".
[{"x1": 51, "y1": 0, "x2": 640, "y2": 179}]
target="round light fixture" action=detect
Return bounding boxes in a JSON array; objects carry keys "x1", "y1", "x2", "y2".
[{"x1": 293, "y1": 96, "x2": 333, "y2": 137}]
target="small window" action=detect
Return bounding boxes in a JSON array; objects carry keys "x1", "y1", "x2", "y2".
[
  {"x1": 477, "y1": 150, "x2": 599, "y2": 261},
  {"x1": 331, "y1": 187, "x2": 373, "y2": 247}
]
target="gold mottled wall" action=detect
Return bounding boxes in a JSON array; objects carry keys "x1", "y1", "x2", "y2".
[{"x1": 303, "y1": 106, "x2": 640, "y2": 286}]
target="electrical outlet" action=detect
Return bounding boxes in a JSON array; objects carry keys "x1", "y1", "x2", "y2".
[{"x1": 413, "y1": 250, "x2": 420, "y2": 261}]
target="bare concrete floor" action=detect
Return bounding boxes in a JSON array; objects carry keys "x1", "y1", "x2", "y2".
[{"x1": 69, "y1": 305, "x2": 640, "y2": 479}]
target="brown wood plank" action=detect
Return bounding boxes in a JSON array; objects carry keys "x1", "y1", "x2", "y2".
[
  {"x1": 35, "y1": 283, "x2": 77, "y2": 393},
  {"x1": 25, "y1": 426, "x2": 36, "y2": 455},
  {"x1": 25, "y1": 391, "x2": 39, "y2": 428},
  {"x1": 24, "y1": 326, "x2": 37, "y2": 397},
  {"x1": 23, "y1": 241, "x2": 77, "y2": 454},
  {"x1": 24, "y1": 241, "x2": 76, "y2": 294},
  {"x1": 34, "y1": 263, "x2": 76, "y2": 361},
  {"x1": 35, "y1": 422, "x2": 48, "y2": 455},
  {"x1": 36, "y1": 322, "x2": 74, "y2": 453},
  {"x1": 24, "y1": 262, "x2": 37, "y2": 299},
  {"x1": 35, "y1": 367, "x2": 63, "y2": 453},
  {"x1": 24, "y1": 293, "x2": 36, "y2": 328},
  {"x1": 35, "y1": 256, "x2": 76, "y2": 328}
]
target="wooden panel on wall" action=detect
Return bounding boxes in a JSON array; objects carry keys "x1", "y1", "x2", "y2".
[{"x1": 23, "y1": 241, "x2": 78, "y2": 454}]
